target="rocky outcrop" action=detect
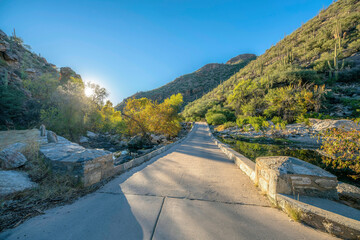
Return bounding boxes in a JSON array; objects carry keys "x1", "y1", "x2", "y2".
[
  {"x1": 0, "y1": 29, "x2": 59, "y2": 128},
  {"x1": 311, "y1": 119, "x2": 359, "y2": 132},
  {"x1": 59, "y1": 67, "x2": 82, "y2": 84},
  {"x1": 0, "y1": 170, "x2": 36, "y2": 196}
]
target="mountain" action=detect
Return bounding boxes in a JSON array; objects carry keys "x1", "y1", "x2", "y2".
[
  {"x1": 0, "y1": 29, "x2": 82, "y2": 129},
  {"x1": 116, "y1": 54, "x2": 256, "y2": 110},
  {"x1": 183, "y1": 0, "x2": 360, "y2": 121}
]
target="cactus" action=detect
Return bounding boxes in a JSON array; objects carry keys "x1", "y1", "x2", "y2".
[
  {"x1": 327, "y1": 43, "x2": 344, "y2": 81},
  {"x1": 282, "y1": 49, "x2": 294, "y2": 65}
]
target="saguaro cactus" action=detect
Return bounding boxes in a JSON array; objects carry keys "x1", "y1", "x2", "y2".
[{"x1": 327, "y1": 43, "x2": 344, "y2": 81}]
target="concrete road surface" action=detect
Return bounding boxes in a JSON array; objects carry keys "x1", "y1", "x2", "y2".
[{"x1": 0, "y1": 123, "x2": 337, "y2": 240}]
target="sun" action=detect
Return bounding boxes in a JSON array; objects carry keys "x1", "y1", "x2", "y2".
[{"x1": 84, "y1": 86, "x2": 94, "y2": 97}]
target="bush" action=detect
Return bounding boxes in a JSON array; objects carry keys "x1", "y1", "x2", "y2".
[
  {"x1": 206, "y1": 113, "x2": 227, "y2": 125},
  {"x1": 215, "y1": 121, "x2": 237, "y2": 131},
  {"x1": 248, "y1": 116, "x2": 269, "y2": 132},
  {"x1": 236, "y1": 116, "x2": 249, "y2": 128},
  {"x1": 320, "y1": 128, "x2": 360, "y2": 181},
  {"x1": 271, "y1": 116, "x2": 287, "y2": 130}
]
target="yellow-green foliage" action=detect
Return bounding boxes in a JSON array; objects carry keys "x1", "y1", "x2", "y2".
[
  {"x1": 215, "y1": 122, "x2": 237, "y2": 131},
  {"x1": 123, "y1": 93, "x2": 183, "y2": 137},
  {"x1": 320, "y1": 128, "x2": 360, "y2": 180},
  {"x1": 285, "y1": 204, "x2": 302, "y2": 222}
]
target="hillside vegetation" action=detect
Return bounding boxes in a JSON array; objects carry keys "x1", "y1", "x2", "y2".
[
  {"x1": 183, "y1": 0, "x2": 360, "y2": 123},
  {"x1": 116, "y1": 54, "x2": 256, "y2": 110},
  {"x1": 0, "y1": 30, "x2": 184, "y2": 141}
]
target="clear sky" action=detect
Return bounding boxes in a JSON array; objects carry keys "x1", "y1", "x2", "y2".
[{"x1": 0, "y1": 0, "x2": 333, "y2": 104}]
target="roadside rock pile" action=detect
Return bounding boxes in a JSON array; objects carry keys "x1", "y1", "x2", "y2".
[
  {"x1": 214, "y1": 119, "x2": 359, "y2": 146},
  {"x1": 0, "y1": 142, "x2": 35, "y2": 197}
]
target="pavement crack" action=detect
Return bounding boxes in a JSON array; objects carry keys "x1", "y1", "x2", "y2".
[
  {"x1": 98, "y1": 191, "x2": 270, "y2": 208},
  {"x1": 150, "y1": 197, "x2": 165, "y2": 240}
]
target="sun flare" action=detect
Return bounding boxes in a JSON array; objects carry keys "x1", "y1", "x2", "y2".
[{"x1": 84, "y1": 86, "x2": 94, "y2": 97}]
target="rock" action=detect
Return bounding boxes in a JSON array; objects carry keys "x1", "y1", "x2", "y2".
[
  {"x1": 79, "y1": 136, "x2": 89, "y2": 143},
  {"x1": 3, "y1": 50, "x2": 19, "y2": 62},
  {"x1": 128, "y1": 135, "x2": 151, "y2": 149},
  {"x1": 150, "y1": 134, "x2": 166, "y2": 144},
  {"x1": 138, "y1": 149, "x2": 152, "y2": 155},
  {"x1": 0, "y1": 40, "x2": 9, "y2": 52},
  {"x1": 114, "y1": 155, "x2": 132, "y2": 165},
  {"x1": 118, "y1": 140, "x2": 127, "y2": 147},
  {"x1": 312, "y1": 119, "x2": 359, "y2": 132},
  {"x1": 0, "y1": 29, "x2": 7, "y2": 39},
  {"x1": 59, "y1": 67, "x2": 82, "y2": 84},
  {"x1": 0, "y1": 148, "x2": 27, "y2": 169},
  {"x1": 86, "y1": 131, "x2": 97, "y2": 138},
  {"x1": 2, "y1": 142, "x2": 27, "y2": 152},
  {"x1": 39, "y1": 124, "x2": 46, "y2": 136},
  {"x1": 25, "y1": 68, "x2": 36, "y2": 74},
  {"x1": 47, "y1": 131, "x2": 58, "y2": 143},
  {"x1": 0, "y1": 170, "x2": 37, "y2": 196}
]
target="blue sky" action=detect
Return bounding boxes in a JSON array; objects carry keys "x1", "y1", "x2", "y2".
[{"x1": 0, "y1": 0, "x2": 333, "y2": 104}]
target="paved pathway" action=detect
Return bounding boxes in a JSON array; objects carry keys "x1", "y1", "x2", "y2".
[{"x1": 1, "y1": 123, "x2": 337, "y2": 240}]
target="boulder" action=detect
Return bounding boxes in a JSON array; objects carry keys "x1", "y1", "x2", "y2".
[
  {"x1": 86, "y1": 131, "x2": 97, "y2": 138},
  {"x1": 0, "y1": 148, "x2": 27, "y2": 169},
  {"x1": 0, "y1": 170, "x2": 36, "y2": 196},
  {"x1": 312, "y1": 119, "x2": 359, "y2": 132},
  {"x1": 1, "y1": 142, "x2": 27, "y2": 152},
  {"x1": 79, "y1": 136, "x2": 89, "y2": 143},
  {"x1": 39, "y1": 124, "x2": 46, "y2": 136},
  {"x1": 128, "y1": 135, "x2": 143, "y2": 149},
  {"x1": 47, "y1": 131, "x2": 58, "y2": 143},
  {"x1": 150, "y1": 134, "x2": 166, "y2": 144}
]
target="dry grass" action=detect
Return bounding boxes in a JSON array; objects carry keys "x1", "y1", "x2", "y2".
[
  {"x1": 0, "y1": 138, "x2": 91, "y2": 231},
  {"x1": 285, "y1": 204, "x2": 302, "y2": 222}
]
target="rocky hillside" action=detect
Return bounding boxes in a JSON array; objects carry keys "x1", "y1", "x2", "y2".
[
  {"x1": 0, "y1": 30, "x2": 82, "y2": 129},
  {"x1": 116, "y1": 54, "x2": 256, "y2": 110},
  {"x1": 183, "y1": 0, "x2": 360, "y2": 121}
]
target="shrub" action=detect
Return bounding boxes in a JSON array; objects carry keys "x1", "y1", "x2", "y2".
[
  {"x1": 215, "y1": 121, "x2": 237, "y2": 131},
  {"x1": 320, "y1": 128, "x2": 360, "y2": 180},
  {"x1": 206, "y1": 113, "x2": 227, "y2": 125},
  {"x1": 248, "y1": 116, "x2": 269, "y2": 132},
  {"x1": 271, "y1": 116, "x2": 287, "y2": 130},
  {"x1": 296, "y1": 115, "x2": 310, "y2": 126},
  {"x1": 236, "y1": 116, "x2": 249, "y2": 128}
]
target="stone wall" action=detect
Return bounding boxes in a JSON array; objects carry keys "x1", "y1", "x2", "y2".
[
  {"x1": 207, "y1": 125, "x2": 256, "y2": 181},
  {"x1": 255, "y1": 156, "x2": 338, "y2": 202},
  {"x1": 80, "y1": 124, "x2": 196, "y2": 186}
]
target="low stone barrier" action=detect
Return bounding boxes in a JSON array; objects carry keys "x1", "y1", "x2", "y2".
[
  {"x1": 207, "y1": 123, "x2": 360, "y2": 239},
  {"x1": 255, "y1": 156, "x2": 338, "y2": 203},
  {"x1": 207, "y1": 125, "x2": 256, "y2": 182},
  {"x1": 82, "y1": 124, "x2": 196, "y2": 186}
]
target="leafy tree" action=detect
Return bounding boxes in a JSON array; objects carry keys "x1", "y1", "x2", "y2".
[
  {"x1": 40, "y1": 82, "x2": 88, "y2": 140},
  {"x1": 86, "y1": 82, "x2": 109, "y2": 109},
  {"x1": 123, "y1": 93, "x2": 183, "y2": 137}
]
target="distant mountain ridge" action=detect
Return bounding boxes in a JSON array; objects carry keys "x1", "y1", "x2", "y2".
[{"x1": 116, "y1": 54, "x2": 256, "y2": 110}]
